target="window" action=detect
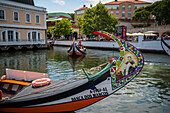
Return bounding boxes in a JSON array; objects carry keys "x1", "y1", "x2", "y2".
[
  {"x1": 16, "y1": 32, "x2": 19, "y2": 41},
  {"x1": 0, "y1": 9, "x2": 5, "y2": 20},
  {"x1": 36, "y1": 15, "x2": 40, "y2": 24},
  {"x1": 32, "y1": 32, "x2": 36, "y2": 41},
  {"x1": 117, "y1": 6, "x2": 119, "y2": 9},
  {"x1": 1, "y1": 29, "x2": 20, "y2": 42},
  {"x1": 111, "y1": 11, "x2": 114, "y2": 15},
  {"x1": 2, "y1": 31, "x2": 6, "y2": 41},
  {"x1": 26, "y1": 13, "x2": 31, "y2": 23},
  {"x1": 122, "y1": 11, "x2": 125, "y2": 16},
  {"x1": 13, "y1": 11, "x2": 19, "y2": 22},
  {"x1": 128, "y1": 11, "x2": 131, "y2": 16},
  {"x1": 122, "y1": 5, "x2": 125, "y2": 10},
  {"x1": 28, "y1": 32, "x2": 31, "y2": 41},
  {"x1": 38, "y1": 33, "x2": 41, "y2": 41},
  {"x1": 116, "y1": 11, "x2": 119, "y2": 15},
  {"x1": 27, "y1": 31, "x2": 42, "y2": 41},
  {"x1": 135, "y1": 6, "x2": 137, "y2": 9},
  {"x1": 128, "y1": 17, "x2": 131, "y2": 19},
  {"x1": 8, "y1": 31, "x2": 14, "y2": 41},
  {"x1": 121, "y1": 17, "x2": 125, "y2": 19},
  {"x1": 128, "y1": 5, "x2": 131, "y2": 10}
]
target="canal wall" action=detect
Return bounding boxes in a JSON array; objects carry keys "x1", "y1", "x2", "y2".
[
  {"x1": 0, "y1": 40, "x2": 49, "y2": 51},
  {"x1": 53, "y1": 39, "x2": 166, "y2": 53}
]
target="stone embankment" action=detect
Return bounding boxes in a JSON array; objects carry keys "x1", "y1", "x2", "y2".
[{"x1": 52, "y1": 38, "x2": 165, "y2": 53}]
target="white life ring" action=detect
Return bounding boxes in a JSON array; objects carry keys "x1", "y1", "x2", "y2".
[{"x1": 32, "y1": 78, "x2": 51, "y2": 87}]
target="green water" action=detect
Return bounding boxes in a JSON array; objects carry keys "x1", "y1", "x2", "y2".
[{"x1": 0, "y1": 46, "x2": 170, "y2": 113}]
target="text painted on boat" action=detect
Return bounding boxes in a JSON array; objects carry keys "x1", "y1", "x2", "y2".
[{"x1": 71, "y1": 87, "x2": 108, "y2": 101}]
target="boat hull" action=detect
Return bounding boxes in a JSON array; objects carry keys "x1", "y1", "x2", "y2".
[
  {"x1": 0, "y1": 96, "x2": 105, "y2": 113},
  {"x1": 68, "y1": 43, "x2": 86, "y2": 56},
  {"x1": 161, "y1": 37, "x2": 170, "y2": 56},
  {"x1": 0, "y1": 73, "x2": 112, "y2": 112}
]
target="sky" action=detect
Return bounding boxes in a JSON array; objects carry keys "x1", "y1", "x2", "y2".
[{"x1": 34, "y1": 0, "x2": 161, "y2": 13}]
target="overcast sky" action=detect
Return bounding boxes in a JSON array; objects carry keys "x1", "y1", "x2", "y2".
[{"x1": 34, "y1": 0, "x2": 161, "y2": 13}]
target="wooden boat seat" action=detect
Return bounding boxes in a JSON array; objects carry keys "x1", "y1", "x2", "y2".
[
  {"x1": 6, "y1": 68, "x2": 49, "y2": 82},
  {"x1": 2, "y1": 84, "x2": 10, "y2": 90},
  {"x1": 0, "y1": 83, "x2": 21, "y2": 92},
  {"x1": 11, "y1": 84, "x2": 19, "y2": 92},
  {"x1": 0, "y1": 82, "x2": 25, "y2": 99}
]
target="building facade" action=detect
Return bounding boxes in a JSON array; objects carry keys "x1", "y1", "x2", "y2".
[
  {"x1": 0, "y1": 0, "x2": 47, "y2": 51},
  {"x1": 74, "y1": 5, "x2": 88, "y2": 20},
  {"x1": 105, "y1": 0, "x2": 151, "y2": 20},
  {"x1": 74, "y1": 0, "x2": 154, "y2": 29}
]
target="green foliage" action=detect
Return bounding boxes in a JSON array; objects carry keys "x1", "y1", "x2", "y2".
[
  {"x1": 165, "y1": 31, "x2": 170, "y2": 36},
  {"x1": 77, "y1": 3, "x2": 118, "y2": 36},
  {"x1": 75, "y1": 16, "x2": 83, "y2": 29},
  {"x1": 47, "y1": 29, "x2": 52, "y2": 38},
  {"x1": 132, "y1": 7, "x2": 151, "y2": 23},
  {"x1": 53, "y1": 19, "x2": 72, "y2": 37},
  {"x1": 133, "y1": 0, "x2": 170, "y2": 25},
  {"x1": 152, "y1": 0, "x2": 170, "y2": 25}
]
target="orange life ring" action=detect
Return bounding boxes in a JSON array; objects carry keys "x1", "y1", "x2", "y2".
[{"x1": 32, "y1": 78, "x2": 51, "y2": 87}]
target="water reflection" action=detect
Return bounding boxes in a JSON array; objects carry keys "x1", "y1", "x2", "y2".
[
  {"x1": 0, "y1": 46, "x2": 169, "y2": 113},
  {"x1": 68, "y1": 55, "x2": 85, "y2": 72},
  {"x1": 0, "y1": 50, "x2": 47, "y2": 76}
]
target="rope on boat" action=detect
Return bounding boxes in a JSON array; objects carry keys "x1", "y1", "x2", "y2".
[
  {"x1": 11, "y1": 61, "x2": 109, "y2": 100},
  {"x1": 30, "y1": 62, "x2": 109, "y2": 94},
  {"x1": 13, "y1": 62, "x2": 109, "y2": 99}
]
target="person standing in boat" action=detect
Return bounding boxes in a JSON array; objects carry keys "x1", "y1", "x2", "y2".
[
  {"x1": 124, "y1": 56, "x2": 136, "y2": 75},
  {"x1": 78, "y1": 40, "x2": 82, "y2": 48},
  {"x1": 78, "y1": 40, "x2": 86, "y2": 52}
]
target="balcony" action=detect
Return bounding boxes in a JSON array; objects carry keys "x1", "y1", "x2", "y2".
[{"x1": 0, "y1": 39, "x2": 46, "y2": 46}]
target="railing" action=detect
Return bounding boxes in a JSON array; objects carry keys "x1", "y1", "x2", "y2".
[{"x1": 0, "y1": 39, "x2": 46, "y2": 46}]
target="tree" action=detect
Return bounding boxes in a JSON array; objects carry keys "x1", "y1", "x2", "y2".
[
  {"x1": 152, "y1": 0, "x2": 170, "y2": 25},
  {"x1": 75, "y1": 16, "x2": 83, "y2": 38},
  {"x1": 78, "y1": 3, "x2": 118, "y2": 36},
  {"x1": 132, "y1": 7, "x2": 151, "y2": 25},
  {"x1": 132, "y1": 0, "x2": 170, "y2": 25},
  {"x1": 54, "y1": 19, "x2": 72, "y2": 37}
]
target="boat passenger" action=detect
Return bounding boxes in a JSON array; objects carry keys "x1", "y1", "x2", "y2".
[{"x1": 78, "y1": 40, "x2": 82, "y2": 48}]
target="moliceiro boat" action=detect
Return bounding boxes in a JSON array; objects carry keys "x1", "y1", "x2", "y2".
[
  {"x1": 161, "y1": 36, "x2": 170, "y2": 56},
  {"x1": 67, "y1": 39, "x2": 86, "y2": 56},
  {"x1": 0, "y1": 31, "x2": 144, "y2": 113}
]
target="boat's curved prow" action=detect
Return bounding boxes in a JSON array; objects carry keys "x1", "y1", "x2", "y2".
[
  {"x1": 161, "y1": 37, "x2": 170, "y2": 56},
  {"x1": 93, "y1": 31, "x2": 144, "y2": 90}
]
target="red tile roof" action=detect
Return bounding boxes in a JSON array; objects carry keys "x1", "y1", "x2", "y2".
[
  {"x1": 105, "y1": 0, "x2": 151, "y2": 5},
  {"x1": 75, "y1": 7, "x2": 88, "y2": 12}
]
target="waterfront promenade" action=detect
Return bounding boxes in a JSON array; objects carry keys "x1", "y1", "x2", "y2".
[{"x1": 52, "y1": 38, "x2": 165, "y2": 53}]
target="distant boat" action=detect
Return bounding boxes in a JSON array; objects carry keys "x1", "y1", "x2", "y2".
[
  {"x1": 161, "y1": 36, "x2": 170, "y2": 56},
  {"x1": 67, "y1": 39, "x2": 86, "y2": 56},
  {"x1": 0, "y1": 31, "x2": 144, "y2": 113}
]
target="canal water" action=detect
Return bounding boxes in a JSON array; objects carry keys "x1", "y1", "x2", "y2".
[{"x1": 0, "y1": 46, "x2": 170, "y2": 113}]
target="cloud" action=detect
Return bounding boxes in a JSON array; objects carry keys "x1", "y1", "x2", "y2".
[{"x1": 51, "y1": 0, "x2": 65, "y2": 5}]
